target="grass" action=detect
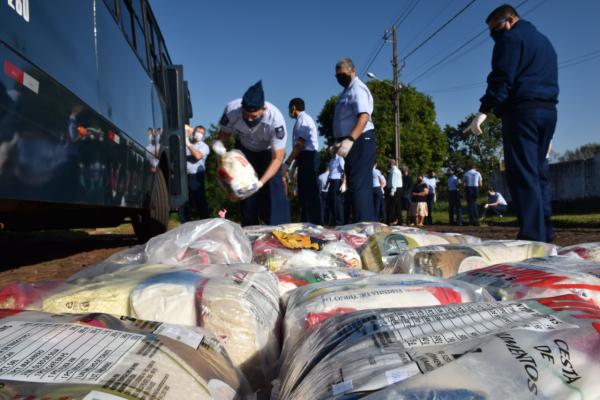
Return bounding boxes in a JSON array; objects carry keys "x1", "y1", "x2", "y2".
[{"x1": 431, "y1": 200, "x2": 600, "y2": 228}]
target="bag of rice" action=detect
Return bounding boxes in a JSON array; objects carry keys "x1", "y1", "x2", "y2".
[
  {"x1": 558, "y1": 242, "x2": 600, "y2": 261},
  {"x1": 216, "y1": 149, "x2": 261, "y2": 200}
]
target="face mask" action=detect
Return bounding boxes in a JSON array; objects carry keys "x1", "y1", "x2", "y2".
[
  {"x1": 244, "y1": 116, "x2": 263, "y2": 128},
  {"x1": 336, "y1": 73, "x2": 352, "y2": 88},
  {"x1": 150, "y1": 137, "x2": 157, "y2": 146},
  {"x1": 192, "y1": 132, "x2": 203, "y2": 142}
]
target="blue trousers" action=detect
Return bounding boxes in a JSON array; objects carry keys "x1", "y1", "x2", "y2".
[
  {"x1": 320, "y1": 191, "x2": 329, "y2": 225},
  {"x1": 466, "y1": 187, "x2": 479, "y2": 225},
  {"x1": 502, "y1": 107, "x2": 556, "y2": 242},
  {"x1": 344, "y1": 130, "x2": 376, "y2": 223},
  {"x1": 425, "y1": 192, "x2": 434, "y2": 225},
  {"x1": 327, "y1": 179, "x2": 344, "y2": 226},
  {"x1": 179, "y1": 171, "x2": 208, "y2": 223},
  {"x1": 373, "y1": 187, "x2": 385, "y2": 222},
  {"x1": 448, "y1": 190, "x2": 462, "y2": 225},
  {"x1": 237, "y1": 144, "x2": 291, "y2": 226},
  {"x1": 297, "y1": 150, "x2": 322, "y2": 225}
]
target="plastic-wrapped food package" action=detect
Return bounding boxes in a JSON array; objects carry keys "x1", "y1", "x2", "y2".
[
  {"x1": 144, "y1": 218, "x2": 252, "y2": 266},
  {"x1": 217, "y1": 149, "x2": 261, "y2": 200},
  {"x1": 454, "y1": 256, "x2": 600, "y2": 306},
  {"x1": 243, "y1": 225, "x2": 278, "y2": 244},
  {"x1": 383, "y1": 240, "x2": 557, "y2": 277},
  {"x1": 281, "y1": 275, "x2": 493, "y2": 369},
  {"x1": 0, "y1": 309, "x2": 250, "y2": 399},
  {"x1": 276, "y1": 267, "x2": 375, "y2": 299},
  {"x1": 253, "y1": 248, "x2": 344, "y2": 272},
  {"x1": 321, "y1": 241, "x2": 363, "y2": 269},
  {"x1": 279, "y1": 296, "x2": 600, "y2": 400},
  {"x1": 360, "y1": 232, "x2": 481, "y2": 272},
  {"x1": 0, "y1": 281, "x2": 64, "y2": 310},
  {"x1": 558, "y1": 242, "x2": 600, "y2": 261}
]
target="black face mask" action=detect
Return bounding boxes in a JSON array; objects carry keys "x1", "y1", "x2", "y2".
[
  {"x1": 244, "y1": 116, "x2": 263, "y2": 128},
  {"x1": 490, "y1": 28, "x2": 506, "y2": 41},
  {"x1": 336, "y1": 73, "x2": 352, "y2": 88}
]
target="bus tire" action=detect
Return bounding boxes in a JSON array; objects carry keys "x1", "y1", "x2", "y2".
[{"x1": 132, "y1": 169, "x2": 170, "y2": 242}]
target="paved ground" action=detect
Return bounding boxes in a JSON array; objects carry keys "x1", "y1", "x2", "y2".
[{"x1": 1, "y1": 223, "x2": 599, "y2": 287}]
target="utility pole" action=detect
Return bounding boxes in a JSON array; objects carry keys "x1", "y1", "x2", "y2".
[{"x1": 392, "y1": 26, "x2": 401, "y2": 165}]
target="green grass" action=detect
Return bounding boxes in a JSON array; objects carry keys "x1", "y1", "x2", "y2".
[{"x1": 431, "y1": 201, "x2": 600, "y2": 228}]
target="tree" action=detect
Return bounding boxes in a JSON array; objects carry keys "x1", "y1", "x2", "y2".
[
  {"x1": 316, "y1": 80, "x2": 447, "y2": 175},
  {"x1": 444, "y1": 114, "x2": 503, "y2": 179},
  {"x1": 558, "y1": 143, "x2": 600, "y2": 162}
]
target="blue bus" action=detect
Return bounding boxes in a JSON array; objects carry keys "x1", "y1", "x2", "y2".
[{"x1": 0, "y1": 0, "x2": 191, "y2": 240}]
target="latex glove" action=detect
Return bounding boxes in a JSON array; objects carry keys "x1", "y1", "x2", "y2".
[
  {"x1": 484, "y1": 204, "x2": 489, "y2": 209},
  {"x1": 335, "y1": 138, "x2": 354, "y2": 158},
  {"x1": 212, "y1": 140, "x2": 227, "y2": 156},
  {"x1": 463, "y1": 112, "x2": 487, "y2": 135},
  {"x1": 340, "y1": 182, "x2": 347, "y2": 193},
  {"x1": 185, "y1": 136, "x2": 192, "y2": 147}
]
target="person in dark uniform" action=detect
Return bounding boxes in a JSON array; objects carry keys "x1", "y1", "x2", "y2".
[
  {"x1": 465, "y1": 4, "x2": 558, "y2": 242},
  {"x1": 447, "y1": 170, "x2": 463, "y2": 226},
  {"x1": 326, "y1": 153, "x2": 345, "y2": 226},
  {"x1": 332, "y1": 58, "x2": 376, "y2": 223},
  {"x1": 282, "y1": 98, "x2": 322, "y2": 225},
  {"x1": 214, "y1": 81, "x2": 291, "y2": 226},
  {"x1": 401, "y1": 165, "x2": 413, "y2": 225},
  {"x1": 179, "y1": 125, "x2": 210, "y2": 223}
]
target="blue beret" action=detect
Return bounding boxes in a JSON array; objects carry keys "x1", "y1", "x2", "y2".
[{"x1": 242, "y1": 81, "x2": 265, "y2": 112}]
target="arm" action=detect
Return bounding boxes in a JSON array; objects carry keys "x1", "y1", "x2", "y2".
[
  {"x1": 284, "y1": 138, "x2": 305, "y2": 166},
  {"x1": 349, "y1": 113, "x2": 369, "y2": 140},
  {"x1": 187, "y1": 143, "x2": 204, "y2": 160},
  {"x1": 260, "y1": 148, "x2": 285, "y2": 185}
]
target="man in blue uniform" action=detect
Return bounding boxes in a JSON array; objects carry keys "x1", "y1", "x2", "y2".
[
  {"x1": 214, "y1": 81, "x2": 290, "y2": 226},
  {"x1": 327, "y1": 153, "x2": 345, "y2": 226},
  {"x1": 179, "y1": 125, "x2": 210, "y2": 223},
  {"x1": 447, "y1": 170, "x2": 462, "y2": 226},
  {"x1": 283, "y1": 98, "x2": 322, "y2": 224},
  {"x1": 332, "y1": 58, "x2": 376, "y2": 223},
  {"x1": 465, "y1": 4, "x2": 558, "y2": 242},
  {"x1": 464, "y1": 166, "x2": 483, "y2": 226}
]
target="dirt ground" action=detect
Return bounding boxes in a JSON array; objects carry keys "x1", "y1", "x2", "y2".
[{"x1": 1, "y1": 223, "x2": 599, "y2": 288}]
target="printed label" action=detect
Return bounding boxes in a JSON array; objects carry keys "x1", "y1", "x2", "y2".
[
  {"x1": 154, "y1": 323, "x2": 203, "y2": 350},
  {"x1": 0, "y1": 321, "x2": 144, "y2": 383},
  {"x1": 377, "y1": 302, "x2": 577, "y2": 349},
  {"x1": 22, "y1": 72, "x2": 39, "y2": 94}
]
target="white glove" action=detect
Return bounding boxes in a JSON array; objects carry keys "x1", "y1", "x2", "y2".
[
  {"x1": 340, "y1": 182, "x2": 347, "y2": 193},
  {"x1": 463, "y1": 112, "x2": 487, "y2": 135},
  {"x1": 212, "y1": 140, "x2": 227, "y2": 156},
  {"x1": 336, "y1": 138, "x2": 354, "y2": 158},
  {"x1": 484, "y1": 204, "x2": 489, "y2": 209}
]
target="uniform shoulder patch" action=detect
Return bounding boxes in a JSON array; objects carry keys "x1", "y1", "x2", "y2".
[
  {"x1": 275, "y1": 126, "x2": 285, "y2": 139},
  {"x1": 219, "y1": 113, "x2": 229, "y2": 126}
]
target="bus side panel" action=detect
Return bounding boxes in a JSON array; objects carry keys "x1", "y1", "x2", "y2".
[{"x1": 0, "y1": 0, "x2": 99, "y2": 112}]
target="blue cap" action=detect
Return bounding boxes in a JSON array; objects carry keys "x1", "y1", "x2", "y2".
[{"x1": 242, "y1": 81, "x2": 265, "y2": 112}]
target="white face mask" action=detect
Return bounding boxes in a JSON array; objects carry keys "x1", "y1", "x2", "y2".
[{"x1": 192, "y1": 132, "x2": 204, "y2": 142}]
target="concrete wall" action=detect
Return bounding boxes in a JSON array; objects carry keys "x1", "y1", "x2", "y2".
[{"x1": 490, "y1": 152, "x2": 600, "y2": 202}]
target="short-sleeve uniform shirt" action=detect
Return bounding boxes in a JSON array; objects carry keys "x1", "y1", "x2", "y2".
[
  {"x1": 219, "y1": 99, "x2": 287, "y2": 152},
  {"x1": 293, "y1": 111, "x2": 319, "y2": 151},
  {"x1": 333, "y1": 77, "x2": 375, "y2": 139}
]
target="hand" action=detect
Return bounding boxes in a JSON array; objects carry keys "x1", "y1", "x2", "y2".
[
  {"x1": 484, "y1": 204, "x2": 489, "y2": 209},
  {"x1": 340, "y1": 182, "x2": 347, "y2": 193},
  {"x1": 281, "y1": 162, "x2": 290, "y2": 176},
  {"x1": 335, "y1": 138, "x2": 354, "y2": 158},
  {"x1": 463, "y1": 112, "x2": 487, "y2": 135},
  {"x1": 185, "y1": 136, "x2": 192, "y2": 147},
  {"x1": 212, "y1": 140, "x2": 227, "y2": 156}
]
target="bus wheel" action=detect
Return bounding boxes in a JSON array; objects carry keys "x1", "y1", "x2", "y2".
[{"x1": 132, "y1": 169, "x2": 170, "y2": 242}]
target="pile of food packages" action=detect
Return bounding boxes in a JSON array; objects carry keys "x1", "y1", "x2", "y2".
[{"x1": 1, "y1": 218, "x2": 599, "y2": 399}]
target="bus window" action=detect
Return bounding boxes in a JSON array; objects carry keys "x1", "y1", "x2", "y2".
[
  {"x1": 131, "y1": 0, "x2": 144, "y2": 22},
  {"x1": 120, "y1": 0, "x2": 135, "y2": 47},
  {"x1": 134, "y1": 19, "x2": 148, "y2": 69},
  {"x1": 103, "y1": 0, "x2": 117, "y2": 18}
]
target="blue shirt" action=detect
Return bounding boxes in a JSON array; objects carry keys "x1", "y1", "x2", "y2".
[
  {"x1": 328, "y1": 155, "x2": 345, "y2": 180},
  {"x1": 219, "y1": 99, "x2": 287, "y2": 152},
  {"x1": 318, "y1": 171, "x2": 329, "y2": 192},
  {"x1": 423, "y1": 176, "x2": 437, "y2": 194},
  {"x1": 464, "y1": 169, "x2": 483, "y2": 187},
  {"x1": 480, "y1": 20, "x2": 558, "y2": 116},
  {"x1": 448, "y1": 175, "x2": 459, "y2": 191},
  {"x1": 186, "y1": 141, "x2": 210, "y2": 174},
  {"x1": 372, "y1": 168, "x2": 385, "y2": 188},
  {"x1": 333, "y1": 77, "x2": 375, "y2": 138},
  {"x1": 293, "y1": 111, "x2": 319, "y2": 151}
]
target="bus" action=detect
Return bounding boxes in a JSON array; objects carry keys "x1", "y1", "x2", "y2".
[{"x1": 0, "y1": 0, "x2": 192, "y2": 240}]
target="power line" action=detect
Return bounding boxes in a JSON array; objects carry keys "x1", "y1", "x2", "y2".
[
  {"x1": 401, "y1": 0, "x2": 479, "y2": 62},
  {"x1": 392, "y1": 0, "x2": 421, "y2": 28},
  {"x1": 399, "y1": 0, "x2": 456, "y2": 56}
]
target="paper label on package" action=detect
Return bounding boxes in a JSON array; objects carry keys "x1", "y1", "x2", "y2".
[
  {"x1": 377, "y1": 302, "x2": 576, "y2": 349},
  {"x1": 331, "y1": 380, "x2": 353, "y2": 395},
  {"x1": 83, "y1": 391, "x2": 127, "y2": 400},
  {"x1": 154, "y1": 323, "x2": 203, "y2": 349},
  {"x1": 0, "y1": 321, "x2": 144, "y2": 383}
]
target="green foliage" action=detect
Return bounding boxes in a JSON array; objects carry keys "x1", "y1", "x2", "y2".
[
  {"x1": 444, "y1": 114, "x2": 503, "y2": 179},
  {"x1": 316, "y1": 80, "x2": 447, "y2": 175},
  {"x1": 558, "y1": 142, "x2": 600, "y2": 162}
]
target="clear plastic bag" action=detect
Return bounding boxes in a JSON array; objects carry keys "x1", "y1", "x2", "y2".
[
  {"x1": 558, "y1": 242, "x2": 600, "y2": 261},
  {"x1": 383, "y1": 240, "x2": 557, "y2": 277},
  {"x1": 0, "y1": 309, "x2": 250, "y2": 399},
  {"x1": 360, "y1": 232, "x2": 482, "y2": 272},
  {"x1": 454, "y1": 255, "x2": 600, "y2": 306},
  {"x1": 280, "y1": 274, "x2": 494, "y2": 378},
  {"x1": 276, "y1": 267, "x2": 375, "y2": 299},
  {"x1": 279, "y1": 296, "x2": 600, "y2": 400},
  {"x1": 217, "y1": 149, "x2": 261, "y2": 200}
]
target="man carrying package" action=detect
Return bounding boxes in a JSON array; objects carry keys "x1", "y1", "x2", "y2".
[{"x1": 213, "y1": 81, "x2": 291, "y2": 226}]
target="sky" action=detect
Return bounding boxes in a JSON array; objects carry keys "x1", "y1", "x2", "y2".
[{"x1": 149, "y1": 0, "x2": 600, "y2": 156}]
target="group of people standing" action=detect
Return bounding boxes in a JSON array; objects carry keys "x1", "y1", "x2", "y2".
[{"x1": 177, "y1": 4, "x2": 559, "y2": 244}]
